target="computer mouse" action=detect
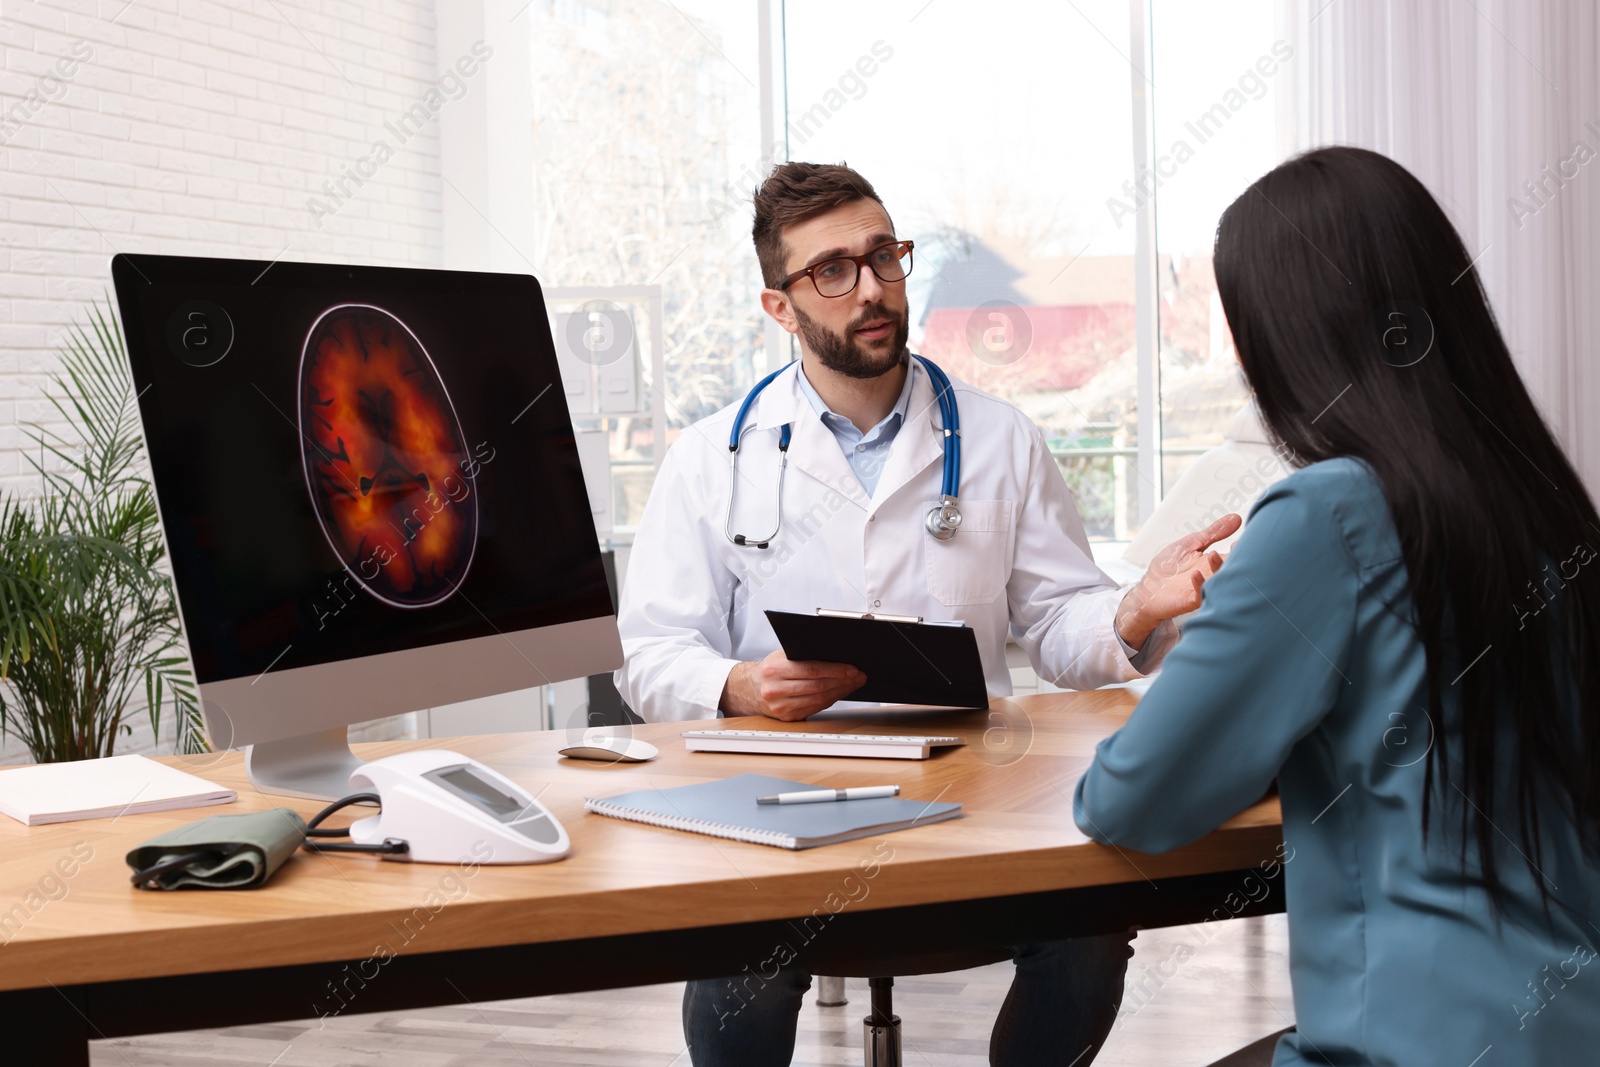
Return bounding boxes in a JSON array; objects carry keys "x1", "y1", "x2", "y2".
[{"x1": 558, "y1": 734, "x2": 659, "y2": 763}]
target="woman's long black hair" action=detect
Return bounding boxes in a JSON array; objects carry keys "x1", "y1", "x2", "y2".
[{"x1": 1213, "y1": 146, "x2": 1600, "y2": 912}]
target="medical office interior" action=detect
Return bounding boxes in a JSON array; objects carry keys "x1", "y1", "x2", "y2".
[{"x1": 0, "y1": 0, "x2": 1598, "y2": 1065}]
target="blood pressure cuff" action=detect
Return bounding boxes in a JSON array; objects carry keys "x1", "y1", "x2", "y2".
[{"x1": 126, "y1": 809, "x2": 307, "y2": 890}]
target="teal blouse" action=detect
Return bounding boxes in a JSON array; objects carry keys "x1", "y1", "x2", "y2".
[{"x1": 1075, "y1": 458, "x2": 1600, "y2": 1066}]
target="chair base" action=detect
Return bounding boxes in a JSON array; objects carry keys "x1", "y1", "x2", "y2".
[
  {"x1": 863, "y1": 1012, "x2": 902, "y2": 1066},
  {"x1": 862, "y1": 976, "x2": 902, "y2": 1067}
]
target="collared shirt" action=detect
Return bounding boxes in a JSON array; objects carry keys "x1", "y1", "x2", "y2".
[{"x1": 794, "y1": 359, "x2": 917, "y2": 497}]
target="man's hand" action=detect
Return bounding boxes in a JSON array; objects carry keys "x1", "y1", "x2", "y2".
[
  {"x1": 720, "y1": 650, "x2": 865, "y2": 721},
  {"x1": 1115, "y1": 513, "x2": 1243, "y2": 650}
]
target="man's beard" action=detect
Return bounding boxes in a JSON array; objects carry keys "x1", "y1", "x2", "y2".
[{"x1": 794, "y1": 301, "x2": 910, "y2": 381}]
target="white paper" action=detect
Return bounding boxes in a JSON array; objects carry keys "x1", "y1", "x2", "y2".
[{"x1": 0, "y1": 754, "x2": 236, "y2": 826}]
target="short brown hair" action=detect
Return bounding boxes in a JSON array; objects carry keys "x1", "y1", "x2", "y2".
[{"x1": 751, "y1": 162, "x2": 892, "y2": 288}]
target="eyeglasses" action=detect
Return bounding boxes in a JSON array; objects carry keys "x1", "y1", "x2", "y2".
[{"x1": 775, "y1": 240, "x2": 914, "y2": 298}]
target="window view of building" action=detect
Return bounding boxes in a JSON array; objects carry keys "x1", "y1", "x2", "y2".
[
  {"x1": 785, "y1": 0, "x2": 1145, "y2": 539},
  {"x1": 527, "y1": 0, "x2": 1283, "y2": 542},
  {"x1": 916, "y1": 242, "x2": 1141, "y2": 538}
]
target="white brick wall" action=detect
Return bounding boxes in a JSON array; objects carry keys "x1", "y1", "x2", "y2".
[{"x1": 0, "y1": 0, "x2": 450, "y2": 763}]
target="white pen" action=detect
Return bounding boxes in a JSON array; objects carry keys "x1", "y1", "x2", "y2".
[{"x1": 755, "y1": 785, "x2": 901, "y2": 805}]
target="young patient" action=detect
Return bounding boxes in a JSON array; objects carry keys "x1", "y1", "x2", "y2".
[{"x1": 1075, "y1": 146, "x2": 1600, "y2": 1066}]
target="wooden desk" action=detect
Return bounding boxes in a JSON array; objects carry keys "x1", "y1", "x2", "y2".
[{"x1": 0, "y1": 692, "x2": 1283, "y2": 1065}]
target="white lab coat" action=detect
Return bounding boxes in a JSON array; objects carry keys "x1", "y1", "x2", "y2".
[{"x1": 615, "y1": 358, "x2": 1175, "y2": 722}]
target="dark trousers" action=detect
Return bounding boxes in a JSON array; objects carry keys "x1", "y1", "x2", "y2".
[{"x1": 682, "y1": 933, "x2": 1135, "y2": 1067}]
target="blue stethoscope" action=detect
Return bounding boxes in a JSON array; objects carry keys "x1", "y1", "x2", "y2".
[{"x1": 725, "y1": 354, "x2": 962, "y2": 549}]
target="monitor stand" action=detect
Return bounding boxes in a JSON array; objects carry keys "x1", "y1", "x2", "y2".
[{"x1": 245, "y1": 727, "x2": 368, "y2": 800}]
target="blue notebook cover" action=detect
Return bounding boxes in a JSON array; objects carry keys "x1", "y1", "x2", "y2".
[{"x1": 584, "y1": 773, "x2": 962, "y2": 850}]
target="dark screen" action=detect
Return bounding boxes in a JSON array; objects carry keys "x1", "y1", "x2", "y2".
[
  {"x1": 112, "y1": 254, "x2": 612, "y2": 684},
  {"x1": 434, "y1": 766, "x2": 525, "y2": 818}
]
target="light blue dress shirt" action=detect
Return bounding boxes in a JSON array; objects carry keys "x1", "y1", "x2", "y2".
[
  {"x1": 795, "y1": 359, "x2": 916, "y2": 497},
  {"x1": 1074, "y1": 457, "x2": 1600, "y2": 1065}
]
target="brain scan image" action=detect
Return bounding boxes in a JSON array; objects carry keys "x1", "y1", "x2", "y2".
[{"x1": 298, "y1": 304, "x2": 478, "y2": 608}]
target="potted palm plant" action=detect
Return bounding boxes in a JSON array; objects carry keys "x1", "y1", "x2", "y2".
[{"x1": 0, "y1": 301, "x2": 204, "y2": 762}]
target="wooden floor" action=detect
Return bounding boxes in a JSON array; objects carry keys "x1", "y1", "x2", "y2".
[{"x1": 89, "y1": 914, "x2": 1292, "y2": 1066}]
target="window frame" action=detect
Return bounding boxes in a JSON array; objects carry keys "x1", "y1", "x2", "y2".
[{"x1": 765, "y1": 0, "x2": 1173, "y2": 533}]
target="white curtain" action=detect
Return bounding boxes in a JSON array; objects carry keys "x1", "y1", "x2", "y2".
[{"x1": 1276, "y1": 0, "x2": 1600, "y2": 494}]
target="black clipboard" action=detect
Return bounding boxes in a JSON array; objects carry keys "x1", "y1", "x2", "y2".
[{"x1": 765, "y1": 610, "x2": 989, "y2": 709}]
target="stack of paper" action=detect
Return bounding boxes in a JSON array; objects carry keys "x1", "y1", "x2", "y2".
[{"x1": 0, "y1": 754, "x2": 236, "y2": 827}]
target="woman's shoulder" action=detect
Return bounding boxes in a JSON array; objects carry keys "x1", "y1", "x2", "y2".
[
  {"x1": 1260, "y1": 454, "x2": 1378, "y2": 497},
  {"x1": 1249, "y1": 456, "x2": 1400, "y2": 568}
]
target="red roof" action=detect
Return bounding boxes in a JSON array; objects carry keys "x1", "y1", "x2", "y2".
[{"x1": 917, "y1": 302, "x2": 1135, "y2": 394}]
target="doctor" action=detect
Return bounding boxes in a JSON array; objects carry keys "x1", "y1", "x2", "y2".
[{"x1": 616, "y1": 163, "x2": 1237, "y2": 1067}]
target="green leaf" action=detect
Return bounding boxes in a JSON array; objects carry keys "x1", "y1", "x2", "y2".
[{"x1": 1, "y1": 296, "x2": 209, "y2": 763}]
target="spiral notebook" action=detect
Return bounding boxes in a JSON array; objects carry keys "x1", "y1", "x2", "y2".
[{"x1": 584, "y1": 773, "x2": 962, "y2": 850}]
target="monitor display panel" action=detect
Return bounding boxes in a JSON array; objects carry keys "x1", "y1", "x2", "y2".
[{"x1": 112, "y1": 255, "x2": 616, "y2": 735}]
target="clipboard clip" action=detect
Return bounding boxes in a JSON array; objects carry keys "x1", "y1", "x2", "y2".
[{"x1": 816, "y1": 607, "x2": 924, "y2": 624}]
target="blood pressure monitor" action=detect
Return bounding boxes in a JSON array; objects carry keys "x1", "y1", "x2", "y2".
[{"x1": 341, "y1": 750, "x2": 570, "y2": 864}]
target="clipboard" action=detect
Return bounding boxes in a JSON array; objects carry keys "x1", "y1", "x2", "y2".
[{"x1": 765, "y1": 609, "x2": 989, "y2": 709}]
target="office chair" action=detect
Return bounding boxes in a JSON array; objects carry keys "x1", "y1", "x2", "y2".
[{"x1": 1115, "y1": 401, "x2": 1286, "y2": 574}]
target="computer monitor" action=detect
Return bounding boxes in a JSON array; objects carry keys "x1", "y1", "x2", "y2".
[{"x1": 111, "y1": 254, "x2": 623, "y2": 799}]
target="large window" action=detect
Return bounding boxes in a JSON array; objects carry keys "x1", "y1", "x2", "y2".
[
  {"x1": 526, "y1": 0, "x2": 1286, "y2": 542},
  {"x1": 527, "y1": 0, "x2": 767, "y2": 530},
  {"x1": 785, "y1": 0, "x2": 1142, "y2": 539},
  {"x1": 1150, "y1": 0, "x2": 1283, "y2": 491}
]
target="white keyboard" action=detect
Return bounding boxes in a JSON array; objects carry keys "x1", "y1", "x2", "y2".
[{"x1": 682, "y1": 730, "x2": 966, "y2": 760}]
